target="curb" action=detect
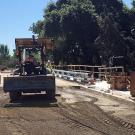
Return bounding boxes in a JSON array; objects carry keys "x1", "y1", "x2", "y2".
[
  {"x1": 82, "y1": 86, "x2": 135, "y2": 106},
  {"x1": 56, "y1": 78, "x2": 135, "y2": 105}
]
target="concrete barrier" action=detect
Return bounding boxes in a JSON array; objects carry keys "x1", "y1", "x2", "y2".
[{"x1": 53, "y1": 69, "x2": 93, "y2": 84}]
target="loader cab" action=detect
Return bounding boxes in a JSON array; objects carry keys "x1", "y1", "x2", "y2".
[{"x1": 15, "y1": 36, "x2": 54, "y2": 76}]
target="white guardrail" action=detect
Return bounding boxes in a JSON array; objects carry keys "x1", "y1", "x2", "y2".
[{"x1": 52, "y1": 69, "x2": 94, "y2": 83}]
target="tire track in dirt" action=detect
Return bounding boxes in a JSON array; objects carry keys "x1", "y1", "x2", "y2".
[
  {"x1": 57, "y1": 103, "x2": 135, "y2": 135},
  {"x1": 58, "y1": 88, "x2": 135, "y2": 135}
]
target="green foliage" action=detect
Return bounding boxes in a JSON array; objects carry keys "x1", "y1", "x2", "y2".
[
  {"x1": 43, "y1": 0, "x2": 100, "y2": 64},
  {"x1": 95, "y1": 16, "x2": 126, "y2": 63},
  {"x1": 0, "y1": 44, "x2": 9, "y2": 57},
  {"x1": 29, "y1": 20, "x2": 44, "y2": 37},
  {"x1": 45, "y1": 9, "x2": 61, "y2": 37},
  {"x1": 91, "y1": 0, "x2": 123, "y2": 15},
  {"x1": 29, "y1": 0, "x2": 135, "y2": 69},
  {"x1": 0, "y1": 44, "x2": 11, "y2": 67},
  {"x1": 0, "y1": 45, "x2": 19, "y2": 68},
  {"x1": 132, "y1": 0, "x2": 135, "y2": 8}
]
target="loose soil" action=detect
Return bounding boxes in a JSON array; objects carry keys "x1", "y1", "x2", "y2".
[{"x1": 0, "y1": 79, "x2": 134, "y2": 135}]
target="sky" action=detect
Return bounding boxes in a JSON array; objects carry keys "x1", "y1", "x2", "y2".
[
  {"x1": 124, "y1": 0, "x2": 132, "y2": 7},
  {"x1": 0, "y1": 0, "x2": 133, "y2": 54}
]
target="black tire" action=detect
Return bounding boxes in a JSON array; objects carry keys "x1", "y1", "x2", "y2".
[
  {"x1": 46, "y1": 89, "x2": 55, "y2": 100},
  {"x1": 9, "y1": 92, "x2": 21, "y2": 102}
]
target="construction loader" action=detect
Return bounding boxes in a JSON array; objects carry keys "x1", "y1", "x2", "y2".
[{"x1": 3, "y1": 36, "x2": 55, "y2": 101}]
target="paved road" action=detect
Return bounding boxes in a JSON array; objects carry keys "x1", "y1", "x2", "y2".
[{"x1": 0, "y1": 79, "x2": 134, "y2": 135}]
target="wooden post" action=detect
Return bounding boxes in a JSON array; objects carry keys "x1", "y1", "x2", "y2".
[
  {"x1": 41, "y1": 46, "x2": 45, "y2": 69},
  {"x1": 18, "y1": 48, "x2": 23, "y2": 76}
]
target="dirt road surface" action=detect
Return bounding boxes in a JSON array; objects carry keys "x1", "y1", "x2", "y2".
[{"x1": 0, "y1": 78, "x2": 135, "y2": 135}]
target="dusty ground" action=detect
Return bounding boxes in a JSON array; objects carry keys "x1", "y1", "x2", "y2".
[{"x1": 0, "y1": 78, "x2": 135, "y2": 135}]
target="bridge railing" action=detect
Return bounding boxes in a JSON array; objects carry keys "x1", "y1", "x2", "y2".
[
  {"x1": 52, "y1": 65, "x2": 125, "y2": 83},
  {"x1": 52, "y1": 69, "x2": 94, "y2": 83},
  {"x1": 52, "y1": 65, "x2": 104, "y2": 78}
]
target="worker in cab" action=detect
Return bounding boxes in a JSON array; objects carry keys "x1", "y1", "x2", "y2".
[
  {"x1": 25, "y1": 54, "x2": 37, "y2": 66},
  {"x1": 24, "y1": 54, "x2": 38, "y2": 75}
]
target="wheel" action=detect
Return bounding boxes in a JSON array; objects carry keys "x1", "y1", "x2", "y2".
[
  {"x1": 9, "y1": 92, "x2": 21, "y2": 102},
  {"x1": 46, "y1": 89, "x2": 55, "y2": 100}
]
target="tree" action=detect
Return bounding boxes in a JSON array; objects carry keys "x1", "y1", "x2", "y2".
[
  {"x1": 91, "y1": 0, "x2": 124, "y2": 24},
  {"x1": 43, "y1": 0, "x2": 99, "y2": 64},
  {"x1": 95, "y1": 16, "x2": 126, "y2": 65},
  {"x1": 132, "y1": 0, "x2": 135, "y2": 8},
  {"x1": 29, "y1": 0, "x2": 135, "y2": 69},
  {"x1": 29, "y1": 20, "x2": 44, "y2": 37},
  {"x1": 0, "y1": 44, "x2": 10, "y2": 66}
]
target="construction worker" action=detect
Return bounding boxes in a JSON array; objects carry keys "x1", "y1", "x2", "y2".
[
  {"x1": 24, "y1": 54, "x2": 38, "y2": 75},
  {"x1": 25, "y1": 54, "x2": 37, "y2": 66}
]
